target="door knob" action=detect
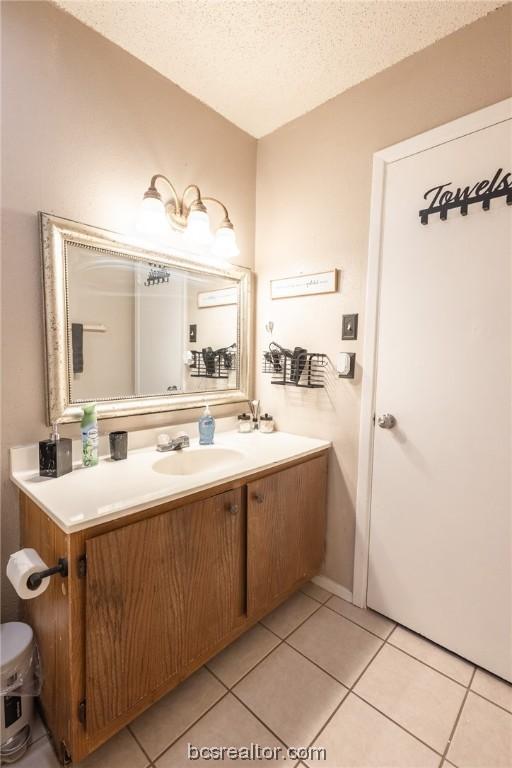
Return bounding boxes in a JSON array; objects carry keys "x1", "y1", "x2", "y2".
[
  {"x1": 253, "y1": 493, "x2": 264, "y2": 503},
  {"x1": 377, "y1": 414, "x2": 396, "y2": 429},
  {"x1": 228, "y1": 503, "x2": 239, "y2": 515}
]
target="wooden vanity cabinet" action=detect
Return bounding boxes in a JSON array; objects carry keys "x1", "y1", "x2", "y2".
[
  {"x1": 20, "y1": 451, "x2": 328, "y2": 764},
  {"x1": 247, "y1": 459, "x2": 327, "y2": 615},
  {"x1": 85, "y1": 487, "x2": 246, "y2": 734}
]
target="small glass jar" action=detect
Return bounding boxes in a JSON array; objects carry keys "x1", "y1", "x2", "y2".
[
  {"x1": 259, "y1": 413, "x2": 274, "y2": 433},
  {"x1": 238, "y1": 413, "x2": 252, "y2": 433}
]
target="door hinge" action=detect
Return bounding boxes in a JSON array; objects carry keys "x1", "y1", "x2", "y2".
[
  {"x1": 77, "y1": 554, "x2": 87, "y2": 578},
  {"x1": 78, "y1": 699, "x2": 86, "y2": 724},
  {"x1": 60, "y1": 741, "x2": 72, "y2": 765}
]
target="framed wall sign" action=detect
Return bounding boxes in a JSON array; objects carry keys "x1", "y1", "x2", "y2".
[
  {"x1": 197, "y1": 286, "x2": 238, "y2": 308},
  {"x1": 270, "y1": 269, "x2": 338, "y2": 300}
]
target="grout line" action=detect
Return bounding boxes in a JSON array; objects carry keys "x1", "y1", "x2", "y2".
[
  {"x1": 150, "y1": 689, "x2": 231, "y2": 764},
  {"x1": 317, "y1": 601, "x2": 475, "y2": 691},
  {"x1": 386, "y1": 641, "x2": 471, "y2": 688},
  {"x1": 299, "y1": 585, "x2": 331, "y2": 605},
  {"x1": 228, "y1": 685, "x2": 291, "y2": 750},
  {"x1": 282, "y1": 635, "x2": 370, "y2": 689},
  {"x1": 440, "y1": 666, "x2": 477, "y2": 766},
  {"x1": 128, "y1": 722, "x2": 157, "y2": 766},
  {"x1": 260, "y1": 598, "x2": 326, "y2": 641},
  {"x1": 469, "y1": 688, "x2": 512, "y2": 716},
  {"x1": 302, "y1": 629, "x2": 390, "y2": 758},
  {"x1": 322, "y1": 600, "x2": 396, "y2": 642},
  {"x1": 288, "y1": 598, "x2": 470, "y2": 693},
  {"x1": 206, "y1": 629, "x2": 282, "y2": 689},
  {"x1": 351, "y1": 691, "x2": 445, "y2": 759},
  {"x1": 207, "y1": 661, "x2": 292, "y2": 752}
]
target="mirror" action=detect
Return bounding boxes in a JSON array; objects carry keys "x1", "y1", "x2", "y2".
[{"x1": 41, "y1": 213, "x2": 252, "y2": 423}]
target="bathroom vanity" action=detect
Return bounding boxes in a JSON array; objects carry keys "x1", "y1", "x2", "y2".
[{"x1": 11, "y1": 430, "x2": 329, "y2": 764}]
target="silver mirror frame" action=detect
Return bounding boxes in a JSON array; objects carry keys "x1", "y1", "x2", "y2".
[{"x1": 40, "y1": 212, "x2": 253, "y2": 424}]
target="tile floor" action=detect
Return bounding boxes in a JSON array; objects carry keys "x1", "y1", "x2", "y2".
[{"x1": 15, "y1": 584, "x2": 512, "y2": 767}]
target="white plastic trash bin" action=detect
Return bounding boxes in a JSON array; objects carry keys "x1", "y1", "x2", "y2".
[{"x1": 1, "y1": 623, "x2": 39, "y2": 763}]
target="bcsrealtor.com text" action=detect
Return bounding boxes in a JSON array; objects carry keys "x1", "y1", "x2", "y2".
[{"x1": 187, "y1": 743, "x2": 327, "y2": 761}]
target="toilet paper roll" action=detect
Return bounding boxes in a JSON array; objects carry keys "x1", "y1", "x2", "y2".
[{"x1": 6, "y1": 548, "x2": 50, "y2": 599}]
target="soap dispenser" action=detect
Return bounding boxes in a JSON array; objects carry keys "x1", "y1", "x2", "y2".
[
  {"x1": 39, "y1": 422, "x2": 73, "y2": 478},
  {"x1": 198, "y1": 404, "x2": 215, "y2": 445}
]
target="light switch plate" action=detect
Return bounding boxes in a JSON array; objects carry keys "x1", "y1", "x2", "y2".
[{"x1": 342, "y1": 314, "x2": 358, "y2": 340}]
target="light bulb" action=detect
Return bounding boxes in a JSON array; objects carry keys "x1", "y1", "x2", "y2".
[
  {"x1": 212, "y1": 225, "x2": 240, "y2": 260},
  {"x1": 137, "y1": 195, "x2": 168, "y2": 236},
  {"x1": 184, "y1": 209, "x2": 213, "y2": 246}
]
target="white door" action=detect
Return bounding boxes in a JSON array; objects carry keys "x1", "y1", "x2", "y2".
[
  {"x1": 367, "y1": 110, "x2": 511, "y2": 681},
  {"x1": 134, "y1": 268, "x2": 185, "y2": 394}
]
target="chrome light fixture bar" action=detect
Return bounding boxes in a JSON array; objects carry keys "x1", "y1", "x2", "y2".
[{"x1": 138, "y1": 174, "x2": 240, "y2": 259}]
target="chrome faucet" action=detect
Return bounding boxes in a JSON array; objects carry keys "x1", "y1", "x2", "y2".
[{"x1": 156, "y1": 433, "x2": 190, "y2": 452}]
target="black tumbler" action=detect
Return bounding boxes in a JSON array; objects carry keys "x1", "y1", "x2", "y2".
[{"x1": 109, "y1": 431, "x2": 128, "y2": 461}]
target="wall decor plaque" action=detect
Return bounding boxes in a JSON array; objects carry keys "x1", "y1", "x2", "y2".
[
  {"x1": 197, "y1": 286, "x2": 238, "y2": 308},
  {"x1": 270, "y1": 270, "x2": 338, "y2": 300}
]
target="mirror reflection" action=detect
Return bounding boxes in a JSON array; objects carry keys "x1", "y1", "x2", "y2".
[{"x1": 66, "y1": 245, "x2": 239, "y2": 402}]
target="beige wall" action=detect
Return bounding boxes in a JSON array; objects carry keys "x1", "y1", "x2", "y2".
[
  {"x1": 1, "y1": 1, "x2": 256, "y2": 619},
  {"x1": 254, "y1": 4, "x2": 512, "y2": 594}
]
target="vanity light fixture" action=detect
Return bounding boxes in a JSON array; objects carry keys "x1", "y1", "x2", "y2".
[{"x1": 138, "y1": 174, "x2": 240, "y2": 259}]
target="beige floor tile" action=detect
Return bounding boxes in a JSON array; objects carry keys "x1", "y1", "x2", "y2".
[
  {"x1": 306, "y1": 693, "x2": 439, "y2": 768},
  {"x1": 471, "y1": 668, "x2": 512, "y2": 712},
  {"x1": 301, "y1": 581, "x2": 332, "y2": 604},
  {"x1": 155, "y1": 693, "x2": 288, "y2": 766},
  {"x1": 77, "y1": 728, "x2": 149, "y2": 767},
  {"x1": 389, "y1": 626, "x2": 474, "y2": 685},
  {"x1": 14, "y1": 737, "x2": 61, "y2": 768},
  {"x1": 131, "y1": 667, "x2": 226, "y2": 759},
  {"x1": 355, "y1": 644, "x2": 465, "y2": 753},
  {"x1": 260, "y1": 592, "x2": 319, "y2": 638},
  {"x1": 447, "y1": 692, "x2": 512, "y2": 768},
  {"x1": 288, "y1": 606, "x2": 382, "y2": 686},
  {"x1": 234, "y1": 643, "x2": 347, "y2": 747},
  {"x1": 207, "y1": 623, "x2": 280, "y2": 688},
  {"x1": 326, "y1": 595, "x2": 395, "y2": 639}
]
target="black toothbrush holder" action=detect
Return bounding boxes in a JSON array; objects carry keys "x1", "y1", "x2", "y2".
[{"x1": 109, "y1": 431, "x2": 128, "y2": 461}]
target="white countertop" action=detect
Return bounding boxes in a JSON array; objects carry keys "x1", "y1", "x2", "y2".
[{"x1": 10, "y1": 429, "x2": 330, "y2": 533}]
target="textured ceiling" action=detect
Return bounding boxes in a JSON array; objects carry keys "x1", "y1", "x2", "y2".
[{"x1": 54, "y1": 1, "x2": 502, "y2": 137}]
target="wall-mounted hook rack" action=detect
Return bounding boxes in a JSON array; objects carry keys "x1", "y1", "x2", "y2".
[
  {"x1": 419, "y1": 168, "x2": 512, "y2": 225},
  {"x1": 144, "y1": 263, "x2": 171, "y2": 287}
]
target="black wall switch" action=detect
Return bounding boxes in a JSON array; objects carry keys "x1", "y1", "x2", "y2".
[
  {"x1": 342, "y1": 314, "x2": 358, "y2": 340},
  {"x1": 189, "y1": 324, "x2": 197, "y2": 343}
]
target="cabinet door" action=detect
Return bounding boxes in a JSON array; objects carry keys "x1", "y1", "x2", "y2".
[
  {"x1": 85, "y1": 488, "x2": 244, "y2": 734},
  {"x1": 247, "y1": 454, "x2": 327, "y2": 616}
]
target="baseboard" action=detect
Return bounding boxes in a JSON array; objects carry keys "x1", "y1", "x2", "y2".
[{"x1": 312, "y1": 574, "x2": 353, "y2": 604}]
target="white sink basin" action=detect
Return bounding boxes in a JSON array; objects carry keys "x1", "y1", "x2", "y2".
[{"x1": 152, "y1": 446, "x2": 245, "y2": 477}]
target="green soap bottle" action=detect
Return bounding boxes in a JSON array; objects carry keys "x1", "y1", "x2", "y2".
[{"x1": 80, "y1": 403, "x2": 99, "y2": 467}]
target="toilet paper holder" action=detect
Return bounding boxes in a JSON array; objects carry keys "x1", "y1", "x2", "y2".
[{"x1": 26, "y1": 557, "x2": 68, "y2": 591}]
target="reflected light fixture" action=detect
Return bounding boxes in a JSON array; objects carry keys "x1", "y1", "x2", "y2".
[{"x1": 138, "y1": 174, "x2": 240, "y2": 259}]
